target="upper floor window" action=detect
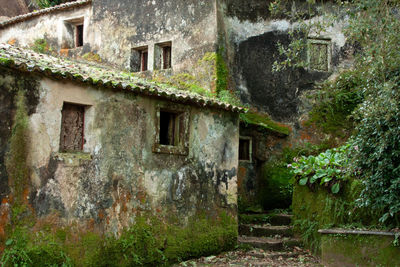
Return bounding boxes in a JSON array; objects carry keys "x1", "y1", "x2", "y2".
[
  {"x1": 76, "y1": 24, "x2": 84, "y2": 47},
  {"x1": 131, "y1": 46, "x2": 148, "y2": 72},
  {"x1": 62, "y1": 17, "x2": 84, "y2": 49},
  {"x1": 154, "y1": 42, "x2": 172, "y2": 70}
]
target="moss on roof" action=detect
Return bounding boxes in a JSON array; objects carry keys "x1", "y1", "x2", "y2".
[
  {"x1": 0, "y1": 44, "x2": 243, "y2": 113},
  {"x1": 240, "y1": 111, "x2": 291, "y2": 135}
]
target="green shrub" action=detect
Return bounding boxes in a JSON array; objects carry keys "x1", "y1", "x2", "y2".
[
  {"x1": 308, "y1": 69, "x2": 365, "y2": 137},
  {"x1": 289, "y1": 144, "x2": 351, "y2": 194}
]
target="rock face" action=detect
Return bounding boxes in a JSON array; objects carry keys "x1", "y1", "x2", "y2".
[
  {"x1": 0, "y1": 0, "x2": 30, "y2": 18},
  {"x1": 0, "y1": 64, "x2": 239, "y2": 235}
]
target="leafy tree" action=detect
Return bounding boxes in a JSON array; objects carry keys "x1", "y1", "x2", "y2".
[{"x1": 34, "y1": 0, "x2": 72, "y2": 9}]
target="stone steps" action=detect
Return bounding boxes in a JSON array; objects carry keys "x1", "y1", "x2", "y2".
[
  {"x1": 238, "y1": 236, "x2": 302, "y2": 251},
  {"x1": 238, "y1": 212, "x2": 302, "y2": 252},
  {"x1": 239, "y1": 213, "x2": 293, "y2": 226},
  {"x1": 239, "y1": 224, "x2": 293, "y2": 237}
]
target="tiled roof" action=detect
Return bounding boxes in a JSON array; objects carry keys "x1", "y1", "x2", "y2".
[
  {"x1": 0, "y1": 44, "x2": 243, "y2": 112},
  {"x1": 0, "y1": 0, "x2": 91, "y2": 29}
]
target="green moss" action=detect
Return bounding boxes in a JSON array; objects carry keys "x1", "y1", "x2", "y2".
[
  {"x1": 0, "y1": 57, "x2": 14, "y2": 66},
  {"x1": 6, "y1": 91, "x2": 30, "y2": 206},
  {"x1": 258, "y1": 160, "x2": 293, "y2": 210},
  {"x1": 1, "y1": 212, "x2": 237, "y2": 266},
  {"x1": 215, "y1": 50, "x2": 228, "y2": 94},
  {"x1": 240, "y1": 111, "x2": 290, "y2": 135},
  {"x1": 306, "y1": 69, "x2": 364, "y2": 137},
  {"x1": 82, "y1": 52, "x2": 102, "y2": 63},
  {"x1": 292, "y1": 179, "x2": 384, "y2": 254},
  {"x1": 31, "y1": 38, "x2": 49, "y2": 54},
  {"x1": 321, "y1": 234, "x2": 400, "y2": 266}
]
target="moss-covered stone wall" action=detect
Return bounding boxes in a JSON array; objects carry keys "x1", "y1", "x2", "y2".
[
  {"x1": 321, "y1": 234, "x2": 400, "y2": 267},
  {"x1": 292, "y1": 179, "x2": 382, "y2": 253}
]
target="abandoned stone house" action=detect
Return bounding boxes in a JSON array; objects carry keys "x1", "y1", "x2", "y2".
[{"x1": 0, "y1": 0, "x2": 354, "y2": 237}]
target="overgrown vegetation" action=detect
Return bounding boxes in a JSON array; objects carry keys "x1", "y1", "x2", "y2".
[
  {"x1": 1, "y1": 212, "x2": 237, "y2": 266},
  {"x1": 34, "y1": 0, "x2": 69, "y2": 9},
  {"x1": 276, "y1": 0, "x2": 400, "y2": 253},
  {"x1": 307, "y1": 69, "x2": 364, "y2": 137},
  {"x1": 240, "y1": 111, "x2": 291, "y2": 136},
  {"x1": 289, "y1": 144, "x2": 351, "y2": 194}
]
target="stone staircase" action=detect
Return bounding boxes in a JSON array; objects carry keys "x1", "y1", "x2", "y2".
[{"x1": 238, "y1": 213, "x2": 302, "y2": 251}]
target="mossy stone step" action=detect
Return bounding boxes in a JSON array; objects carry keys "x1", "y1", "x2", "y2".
[
  {"x1": 239, "y1": 224, "x2": 293, "y2": 237},
  {"x1": 239, "y1": 213, "x2": 293, "y2": 226},
  {"x1": 238, "y1": 236, "x2": 302, "y2": 251}
]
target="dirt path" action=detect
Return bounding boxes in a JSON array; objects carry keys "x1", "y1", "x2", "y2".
[{"x1": 176, "y1": 248, "x2": 322, "y2": 267}]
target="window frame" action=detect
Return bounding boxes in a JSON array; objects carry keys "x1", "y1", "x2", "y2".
[
  {"x1": 131, "y1": 46, "x2": 149, "y2": 72},
  {"x1": 152, "y1": 104, "x2": 190, "y2": 156},
  {"x1": 154, "y1": 41, "x2": 172, "y2": 70},
  {"x1": 59, "y1": 102, "x2": 88, "y2": 153},
  {"x1": 307, "y1": 38, "x2": 332, "y2": 72},
  {"x1": 239, "y1": 136, "x2": 252, "y2": 162},
  {"x1": 62, "y1": 17, "x2": 85, "y2": 49},
  {"x1": 75, "y1": 24, "x2": 84, "y2": 48}
]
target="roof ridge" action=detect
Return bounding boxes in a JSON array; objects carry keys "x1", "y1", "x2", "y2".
[
  {"x1": 0, "y1": 44, "x2": 243, "y2": 113},
  {"x1": 0, "y1": 0, "x2": 91, "y2": 29}
]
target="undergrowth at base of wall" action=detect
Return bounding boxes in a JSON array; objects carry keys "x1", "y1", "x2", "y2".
[
  {"x1": 0, "y1": 212, "x2": 237, "y2": 267},
  {"x1": 292, "y1": 179, "x2": 385, "y2": 254}
]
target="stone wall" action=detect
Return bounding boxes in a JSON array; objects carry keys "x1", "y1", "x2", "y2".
[
  {"x1": 0, "y1": 68, "x2": 239, "y2": 236},
  {"x1": 0, "y1": 0, "x2": 220, "y2": 91}
]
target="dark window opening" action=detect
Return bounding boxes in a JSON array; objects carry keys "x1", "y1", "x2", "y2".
[
  {"x1": 76, "y1": 24, "x2": 84, "y2": 47},
  {"x1": 239, "y1": 139, "x2": 250, "y2": 161},
  {"x1": 131, "y1": 46, "x2": 148, "y2": 72},
  {"x1": 159, "y1": 111, "x2": 181, "y2": 146},
  {"x1": 141, "y1": 50, "x2": 148, "y2": 71},
  {"x1": 60, "y1": 103, "x2": 85, "y2": 152},
  {"x1": 162, "y1": 46, "x2": 171, "y2": 69}
]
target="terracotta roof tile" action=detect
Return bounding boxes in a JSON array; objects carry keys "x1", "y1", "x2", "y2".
[
  {"x1": 0, "y1": 0, "x2": 91, "y2": 29},
  {"x1": 0, "y1": 44, "x2": 243, "y2": 112}
]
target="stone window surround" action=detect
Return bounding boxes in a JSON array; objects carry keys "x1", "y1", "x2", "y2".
[
  {"x1": 239, "y1": 136, "x2": 252, "y2": 162},
  {"x1": 131, "y1": 45, "x2": 149, "y2": 72},
  {"x1": 61, "y1": 16, "x2": 85, "y2": 49},
  {"x1": 307, "y1": 37, "x2": 332, "y2": 72},
  {"x1": 152, "y1": 103, "x2": 190, "y2": 156},
  {"x1": 130, "y1": 40, "x2": 173, "y2": 72},
  {"x1": 154, "y1": 41, "x2": 172, "y2": 70},
  {"x1": 59, "y1": 101, "x2": 92, "y2": 154}
]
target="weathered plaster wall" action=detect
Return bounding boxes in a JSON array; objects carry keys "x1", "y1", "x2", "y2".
[
  {"x1": 0, "y1": 5, "x2": 92, "y2": 52},
  {"x1": 0, "y1": 70, "x2": 239, "y2": 235}
]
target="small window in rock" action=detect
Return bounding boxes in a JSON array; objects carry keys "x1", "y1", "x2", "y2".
[
  {"x1": 159, "y1": 111, "x2": 181, "y2": 146},
  {"x1": 308, "y1": 38, "x2": 331, "y2": 72},
  {"x1": 154, "y1": 42, "x2": 172, "y2": 70},
  {"x1": 60, "y1": 103, "x2": 85, "y2": 152},
  {"x1": 131, "y1": 46, "x2": 148, "y2": 72},
  {"x1": 239, "y1": 138, "x2": 251, "y2": 161},
  {"x1": 76, "y1": 24, "x2": 84, "y2": 47}
]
